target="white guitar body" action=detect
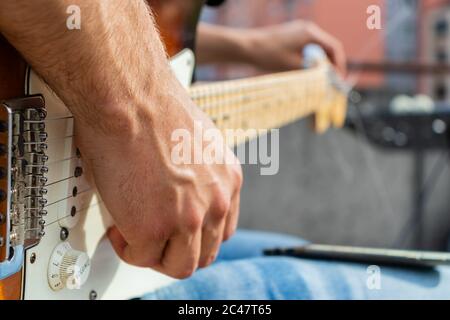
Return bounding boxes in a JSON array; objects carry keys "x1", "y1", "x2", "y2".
[
  {"x1": 0, "y1": 44, "x2": 345, "y2": 300},
  {"x1": 21, "y1": 49, "x2": 195, "y2": 300}
]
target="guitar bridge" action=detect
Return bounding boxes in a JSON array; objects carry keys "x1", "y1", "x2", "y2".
[{"x1": 0, "y1": 95, "x2": 48, "y2": 263}]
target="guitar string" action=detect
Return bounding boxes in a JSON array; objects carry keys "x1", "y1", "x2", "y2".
[
  {"x1": 46, "y1": 176, "x2": 77, "y2": 189},
  {"x1": 42, "y1": 87, "x2": 314, "y2": 186},
  {"x1": 47, "y1": 156, "x2": 77, "y2": 166},
  {"x1": 191, "y1": 81, "x2": 320, "y2": 105},
  {"x1": 42, "y1": 80, "x2": 322, "y2": 187},
  {"x1": 38, "y1": 90, "x2": 324, "y2": 206},
  {"x1": 16, "y1": 50, "x2": 338, "y2": 243},
  {"x1": 22, "y1": 200, "x2": 102, "y2": 222},
  {"x1": 213, "y1": 93, "x2": 326, "y2": 130},
  {"x1": 44, "y1": 187, "x2": 92, "y2": 208},
  {"x1": 194, "y1": 80, "x2": 324, "y2": 113},
  {"x1": 42, "y1": 88, "x2": 313, "y2": 126},
  {"x1": 41, "y1": 84, "x2": 328, "y2": 154},
  {"x1": 45, "y1": 115, "x2": 74, "y2": 121},
  {"x1": 43, "y1": 200, "x2": 105, "y2": 228},
  {"x1": 192, "y1": 82, "x2": 325, "y2": 112},
  {"x1": 189, "y1": 68, "x2": 322, "y2": 98},
  {"x1": 43, "y1": 82, "x2": 322, "y2": 124},
  {"x1": 41, "y1": 68, "x2": 325, "y2": 122},
  {"x1": 40, "y1": 79, "x2": 328, "y2": 198},
  {"x1": 26, "y1": 6, "x2": 416, "y2": 248},
  {"x1": 32, "y1": 66, "x2": 338, "y2": 211},
  {"x1": 45, "y1": 135, "x2": 74, "y2": 142},
  {"x1": 18, "y1": 193, "x2": 102, "y2": 236},
  {"x1": 20, "y1": 200, "x2": 105, "y2": 229}
]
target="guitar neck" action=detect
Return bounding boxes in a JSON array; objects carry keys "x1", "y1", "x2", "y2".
[{"x1": 189, "y1": 63, "x2": 348, "y2": 146}]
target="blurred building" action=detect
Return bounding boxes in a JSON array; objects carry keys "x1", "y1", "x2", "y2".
[
  {"x1": 203, "y1": 0, "x2": 450, "y2": 96},
  {"x1": 203, "y1": 0, "x2": 387, "y2": 87},
  {"x1": 386, "y1": 0, "x2": 418, "y2": 92},
  {"x1": 421, "y1": 0, "x2": 450, "y2": 102}
]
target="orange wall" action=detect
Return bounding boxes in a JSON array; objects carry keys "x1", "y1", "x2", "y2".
[
  {"x1": 422, "y1": 0, "x2": 450, "y2": 9},
  {"x1": 213, "y1": 0, "x2": 387, "y2": 87},
  {"x1": 302, "y1": 0, "x2": 385, "y2": 87}
]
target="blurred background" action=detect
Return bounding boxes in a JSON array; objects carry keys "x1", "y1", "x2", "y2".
[{"x1": 198, "y1": 0, "x2": 450, "y2": 250}]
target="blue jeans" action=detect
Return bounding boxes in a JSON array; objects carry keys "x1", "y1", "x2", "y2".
[{"x1": 142, "y1": 230, "x2": 450, "y2": 300}]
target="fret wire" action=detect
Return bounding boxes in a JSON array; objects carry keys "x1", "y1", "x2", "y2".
[
  {"x1": 193, "y1": 73, "x2": 328, "y2": 115},
  {"x1": 211, "y1": 83, "x2": 342, "y2": 133},
  {"x1": 39, "y1": 68, "x2": 329, "y2": 132},
  {"x1": 194, "y1": 76, "x2": 326, "y2": 112},
  {"x1": 40, "y1": 67, "x2": 330, "y2": 128},
  {"x1": 207, "y1": 78, "x2": 330, "y2": 122},
  {"x1": 211, "y1": 87, "x2": 337, "y2": 132},
  {"x1": 19, "y1": 66, "x2": 345, "y2": 218},
  {"x1": 191, "y1": 67, "x2": 318, "y2": 91},
  {"x1": 192, "y1": 77, "x2": 313, "y2": 104},
  {"x1": 39, "y1": 65, "x2": 343, "y2": 182},
  {"x1": 189, "y1": 67, "x2": 324, "y2": 101}
]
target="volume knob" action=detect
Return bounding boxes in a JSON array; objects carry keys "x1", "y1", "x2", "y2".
[{"x1": 48, "y1": 242, "x2": 91, "y2": 291}]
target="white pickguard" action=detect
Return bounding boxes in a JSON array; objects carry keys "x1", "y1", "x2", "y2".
[{"x1": 22, "y1": 49, "x2": 195, "y2": 300}]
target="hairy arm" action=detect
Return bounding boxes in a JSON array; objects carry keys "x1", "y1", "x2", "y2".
[
  {"x1": 0, "y1": 0, "x2": 242, "y2": 278},
  {"x1": 0, "y1": 1, "x2": 170, "y2": 128}
]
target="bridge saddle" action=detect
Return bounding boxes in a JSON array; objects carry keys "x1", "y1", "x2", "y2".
[{"x1": 0, "y1": 95, "x2": 48, "y2": 265}]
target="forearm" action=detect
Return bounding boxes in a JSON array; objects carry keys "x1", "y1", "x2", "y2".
[
  {"x1": 196, "y1": 23, "x2": 255, "y2": 65},
  {"x1": 0, "y1": 0, "x2": 176, "y2": 131},
  {"x1": 0, "y1": 1, "x2": 242, "y2": 276},
  {"x1": 197, "y1": 21, "x2": 346, "y2": 74}
]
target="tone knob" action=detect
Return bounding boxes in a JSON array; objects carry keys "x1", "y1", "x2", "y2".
[{"x1": 48, "y1": 242, "x2": 91, "y2": 291}]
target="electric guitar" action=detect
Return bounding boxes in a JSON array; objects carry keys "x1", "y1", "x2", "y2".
[{"x1": 0, "y1": 0, "x2": 348, "y2": 299}]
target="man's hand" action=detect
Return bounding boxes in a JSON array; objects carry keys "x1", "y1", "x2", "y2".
[
  {"x1": 0, "y1": 0, "x2": 242, "y2": 278},
  {"x1": 197, "y1": 20, "x2": 346, "y2": 75},
  {"x1": 246, "y1": 20, "x2": 347, "y2": 75},
  {"x1": 92, "y1": 95, "x2": 243, "y2": 278}
]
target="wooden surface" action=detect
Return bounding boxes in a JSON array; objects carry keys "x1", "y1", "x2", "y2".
[
  {"x1": 148, "y1": 0, "x2": 204, "y2": 57},
  {"x1": 0, "y1": 106, "x2": 9, "y2": 262},
  {"x1": 0, "y1": 36, "x2": 25, "y2": 300},
  {"x1": 0, "y1": 271, "x2": 22, "y2": 300}
]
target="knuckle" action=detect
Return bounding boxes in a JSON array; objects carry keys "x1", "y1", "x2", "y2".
[
  {"x1": 126, "y1": 246, "x2": 161, "y2": 268},
  {"x1": 183, "y1": 210, "x2": 203, "y2": 232},
  {"x1": 141, "y1": 255, "x2": 161, "y2": 268},
  {"x1": 150, "y1": 224, "x2": 172, "y2": 243},
  {"x1": 171, "y1": 264, "x2": 197, "y2": 279},
  {"x1": 211, "y1": 189, "x2": 231, "y2": 219}
]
